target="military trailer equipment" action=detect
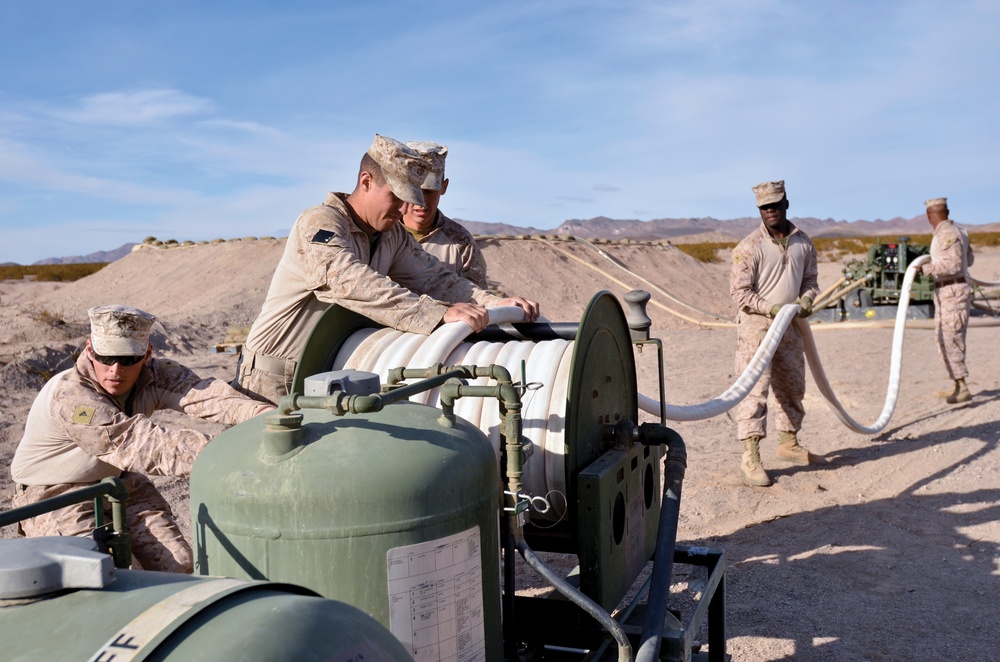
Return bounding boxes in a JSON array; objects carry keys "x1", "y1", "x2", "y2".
[
  {"x1": 818, "y1": 237, "x2": 935, "y2": 322},
  {"x1": 0, "y1": 533, "x2": 411, "y2": 661}
]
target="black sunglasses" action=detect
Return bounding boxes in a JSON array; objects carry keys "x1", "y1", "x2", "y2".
[{"x1": 90, "y1": 350, "x2": 145, "y2": 366}]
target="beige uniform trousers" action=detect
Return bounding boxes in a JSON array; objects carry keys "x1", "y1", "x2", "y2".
[
  {"x1": 735, "y1": 313, "x2": 807, "y2": 440},
  {"x1": 934, "y1": 282, "x2": 972, "y2": 380}
]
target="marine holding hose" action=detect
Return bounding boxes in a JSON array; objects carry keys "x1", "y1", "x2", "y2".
[{"x1": 730, "y1": 180, "x2": 820, "y2": 487}]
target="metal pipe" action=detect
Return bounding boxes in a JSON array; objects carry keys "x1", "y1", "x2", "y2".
[
  {"x1": 514, "y1": 535, "x2": 632, "y2": 662},
  {"x1": 278, "y1": 369, "x2": 469, "y2": 415},
  {"x1": 636, "y1": 423, "x2": 688, "y2": 662},
  {"x1": 812, "y1": 275, "x2": 847, "y2": 309},
  {"x1": 817, "y1": 272, "x2": 874, "y2": 308},
  {"x1": 0, "y1": 476, "x2": 132, "y2": 569}
]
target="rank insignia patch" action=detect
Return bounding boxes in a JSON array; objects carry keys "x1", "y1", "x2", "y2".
[{"x1": 73, "y1": 405, "x2": 96, "y2": 425}]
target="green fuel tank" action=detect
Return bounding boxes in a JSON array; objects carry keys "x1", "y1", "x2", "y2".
[
  {"x1": 0, "y1": 537, "x2": 411, "y2": 661},
  {"x1": 190, "y1": 399, "x2": 502, "y2": 661}
]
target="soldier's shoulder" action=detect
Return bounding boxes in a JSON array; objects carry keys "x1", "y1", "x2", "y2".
[
  {"x1": 437, "y1": 216, "x2": 478, "y2": 246},
  {"x1": 149, "y1": 358, "x2": 194, "y2": 384},
  {"x1": 295, "y1": 199, "x2": 353, "y2": 238}
]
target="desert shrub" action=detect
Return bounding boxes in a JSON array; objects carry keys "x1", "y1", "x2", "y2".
[
  {"x1": 0, "y1": 263, "x2": 108, "y2": 282},
  {"x1": 675, "y1": 242, "x2": 737, "y2": 263}
]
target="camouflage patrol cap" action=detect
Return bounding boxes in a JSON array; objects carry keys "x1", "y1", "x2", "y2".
[
  {"x1": 405, "y1": 141, "x2": 449, "y2": 191},
  {"x1": 924, "y1": 197, "x2": 947, "y2": 209},
  {"x1": 752, "y1": 180, "x2": 786, "y2": 207},
  {"x1": 366, "y1": 135, "x2": 428, "y2": 206},
  {"x1": 88, "y1": 304, "x2": 155, "y2": 356}
]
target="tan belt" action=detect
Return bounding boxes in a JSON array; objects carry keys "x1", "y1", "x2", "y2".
[
  {"x1": 936, "y1": 276, "x2": 966, "y2": 287},
  {"x1": 244, "y1": 349, "x2": 289, "y2": 375}
]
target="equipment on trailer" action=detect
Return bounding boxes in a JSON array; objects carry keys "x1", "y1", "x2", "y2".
[
  {"x1": 0, "y1": 291, "x2": 727, "y2": 661},
  {"x1": 191, "y1": 291, "x2": 726, "y2": 661},
  {"x1": 815, "y1": 237, "x2": 936, "y2": 322},
  {"x1": 0, "y1": 486, "x2": 410, "y2": 661}
]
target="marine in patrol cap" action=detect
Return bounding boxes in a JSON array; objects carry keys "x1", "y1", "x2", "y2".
[
  {"x1": 88, "y1": 304, "x2": 155, "y2": 356},
  {"x1": 752, "y1": 180, "x2": 786, "y2": 207},
  {"x1": 405, "y1": 141, "x2": 448, "y2": 191},
  {"x1": 366, "y1": 135, "x2": 428, "y2": 207},
  {"x1": 924, "y1": 197, "x2": 947, "y2": 209}
]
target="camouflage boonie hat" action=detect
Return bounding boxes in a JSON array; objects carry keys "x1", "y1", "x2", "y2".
[
  {"x1": 366, "y1": 135, "x2": 428, "y2": 207},
  {"x1": 753, "y1": 180, "x2": 786, "y2": 207},
  {"x1": 924, "y1": 197, "x2": 947, "y2": 209},
  {"x1": 88, "y1": 304, "x2": 155, "y2": 356},
  {"x1": 405, "y1": 141, "x2": 448, "y2": 191}
]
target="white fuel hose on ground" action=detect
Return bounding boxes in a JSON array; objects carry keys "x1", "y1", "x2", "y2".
[
  {"x1": 535, "y1": 238, "x2": 734, "y2": 328},
  {"x1": 569, "y1": 236, "x2": 733, "y2": 323},
  {"x1": 638, "y1": 305, "x2": 800, "y2": 421},
  {"x1": 638, "y1": 256, "x2": 931, "y2": 434}
]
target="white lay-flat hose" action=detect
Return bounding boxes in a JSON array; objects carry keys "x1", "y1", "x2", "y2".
[
  {"x1": 639, "y1": 256, "x2": 932, "y2": 435},
  {"x1": 638, "y1": 305, "x2": 800, "y2": 421}
]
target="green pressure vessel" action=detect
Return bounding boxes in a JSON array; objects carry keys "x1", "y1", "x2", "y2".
[
  {"x1": 0, "y1": 537, "x2": 411, "y2": 661},
  {"x1": 190, "y1": 400, "x2": 502, "y2": 661}
]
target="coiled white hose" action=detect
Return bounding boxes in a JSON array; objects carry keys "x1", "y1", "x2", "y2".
[{"x1": 333, "y1": 306, "x2": 576, "y2": 515}]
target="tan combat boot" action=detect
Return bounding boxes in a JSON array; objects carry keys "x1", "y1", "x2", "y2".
[
  {"x1": 946, "y1": 378, "x2": 971, "y2": 404},
  {"x1": 741, "y1": 436, "x2": 771, "y2": 487},
  {"x1": 933, "y1": 381, "x2": 959, "y2": 399},
  {"x1": 776, "y1": 430, "x2": 812, "y2": 465}
]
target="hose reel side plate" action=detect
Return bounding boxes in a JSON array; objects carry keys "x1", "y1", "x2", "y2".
[{"x1": 564, "y1": 291, "x2": 639, "y2": 507}]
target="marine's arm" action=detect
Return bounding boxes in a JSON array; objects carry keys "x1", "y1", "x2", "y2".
[
  {"x1": 51, "y1": 383, "x2": 211, "y2": 478},
  {"x1": 299, "y1": 212, "x2": 453, "y2": 333},
  {"x1": 730, "y1": 241, "x2": 772, "y2": 316},
  {"x1": 152, "y1": 359, "x2": 273, "y2": 425}
]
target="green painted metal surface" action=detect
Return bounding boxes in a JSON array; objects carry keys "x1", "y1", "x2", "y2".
[
  {"x1": 578, "y1": 443, "x2": 663, "y2": 610},
  {"x1": 0, "y1": 569, "x2": 410, "y2": 661},
  {"x1": 191, "y1": 400, "x2": 502, "y2": 660},
  {"x1": 565, "y1": 290, "x2": 639, "y2": 524}
]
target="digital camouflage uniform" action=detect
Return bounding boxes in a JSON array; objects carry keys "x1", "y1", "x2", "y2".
[
  {"x1": 237, "y1": 192, "x2": 504, "y2": 404},
  {"x1": 11, "y1": 352, "x2": 267, "y2": 572},
  {"x1": 731, "y1": 222, "x2": 820, "y2": 441},
  {"x1": 404, "y1": 211, "x2": 489, "y2": 289},
  {"x1": 924, "y1": 220, "x2": 974, "y2": 380}
]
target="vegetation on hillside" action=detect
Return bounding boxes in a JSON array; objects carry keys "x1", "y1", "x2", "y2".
[
  {"x1": 675, "y1": 231, "x2": 1000, "y2": 263},
  {"x1": 0, "y1": 263, "x2": 108, "y2": 282}
]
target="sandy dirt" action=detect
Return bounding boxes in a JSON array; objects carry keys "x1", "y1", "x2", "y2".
[{"x1": 2, "y1": 237, "x2": 999, "y2": 661}]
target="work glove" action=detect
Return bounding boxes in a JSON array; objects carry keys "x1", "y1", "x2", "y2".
[
  {"x1": 769, "y1": 304, "x2": 782, "y2": 318},
  {"x1": 795, "y1": 296, "x2": 813, "y2": 318}
]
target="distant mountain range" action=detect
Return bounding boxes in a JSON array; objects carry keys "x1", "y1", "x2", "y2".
[
  {"x1": 458, "y1": 214, "x2": 1000, "y2": 242},
  {"x1": 25, "y1": 243, "x2": 139, "y2": 266},
  {"x1": 18, "y1": 214, "x2": 1000, "y2": 265}
]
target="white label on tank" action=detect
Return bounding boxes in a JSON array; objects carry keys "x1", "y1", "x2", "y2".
[{"x1": 387, "y1": 526, "x2": 485, "y2": 662}]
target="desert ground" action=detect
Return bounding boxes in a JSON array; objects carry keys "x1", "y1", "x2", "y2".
[{"x1": 2, "y1": 236, "x2": 999, "y2": 661}]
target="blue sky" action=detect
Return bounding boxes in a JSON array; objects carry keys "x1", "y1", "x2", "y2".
[{"x1": 1, "y1": 1, "x2": 998, "y2": 264}]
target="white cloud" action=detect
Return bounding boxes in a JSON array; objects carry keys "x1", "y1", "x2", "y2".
[{"x1": 52, "y1": 89, "x2": 214, "y2": 127}]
